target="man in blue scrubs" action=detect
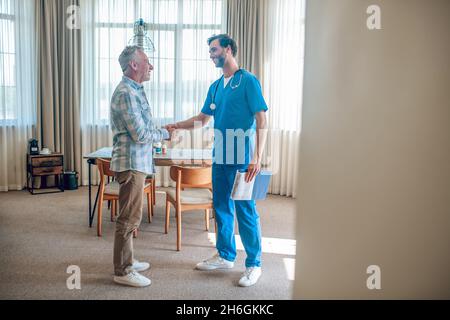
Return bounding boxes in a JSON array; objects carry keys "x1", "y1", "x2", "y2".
[{"x1": 166, "y1": 34, "x2": 268, "y2": 287}]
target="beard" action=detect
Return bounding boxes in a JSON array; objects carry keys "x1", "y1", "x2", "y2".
[{"x1": 214, "y1": 55, "x2": 226, "y2": 68}]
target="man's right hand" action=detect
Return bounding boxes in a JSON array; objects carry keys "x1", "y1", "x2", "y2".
[
  {"x1": 164, "y1": 123, "x2": 180, "y2": 142},
  {"x1": 165, "y1": 123, "x2": 178, "y2": 133}
]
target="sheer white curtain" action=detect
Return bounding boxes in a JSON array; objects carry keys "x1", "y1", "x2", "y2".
[
  {"x1": 0, "y1": 0, "x2": 36, "y2": 191},
  {"x1": 80, "y1": 0, "x2": 225, "y2": 186},
  {"x1": 263, "y1": 0, "x2": 305, "y2": 197}
]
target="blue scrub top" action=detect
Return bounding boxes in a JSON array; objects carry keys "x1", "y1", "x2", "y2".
[{"x1": 201, "y1": 69, "x2": 268, "y2": 165}]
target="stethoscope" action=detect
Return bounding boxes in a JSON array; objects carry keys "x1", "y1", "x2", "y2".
[{"x1": 210, "y1": 69, "x2": 243, "y2": 112}]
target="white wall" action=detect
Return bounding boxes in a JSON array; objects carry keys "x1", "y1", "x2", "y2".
[{"x1": 295, "y1": 0, "x2": 450, "y2": 299}]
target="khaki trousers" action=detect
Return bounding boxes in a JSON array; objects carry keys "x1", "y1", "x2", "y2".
[{"x1": 113, "y1": 170, "x2": 146, "y2": 276}]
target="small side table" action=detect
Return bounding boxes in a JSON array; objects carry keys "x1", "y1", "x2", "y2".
[{"x1": 27, "y1": 153, "x2": 64, "y2": 195}]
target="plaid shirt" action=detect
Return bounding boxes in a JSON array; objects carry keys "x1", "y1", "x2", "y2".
[{"x1": 110, "y1": 76, "x2": 169, "y2": 175}]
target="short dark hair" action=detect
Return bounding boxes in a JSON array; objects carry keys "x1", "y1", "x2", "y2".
[{"x1": 207, "y1": 34, "x2": 238, "y2": 57}]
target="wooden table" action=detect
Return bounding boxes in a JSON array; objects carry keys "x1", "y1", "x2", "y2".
[{"x1": 83, "y1": 147, "x2": 212, "y2": 227}]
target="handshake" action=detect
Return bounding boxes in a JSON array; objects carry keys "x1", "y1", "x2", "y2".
[{"x1": 164, "y1": 123, "x2": 179, "y2": 141}]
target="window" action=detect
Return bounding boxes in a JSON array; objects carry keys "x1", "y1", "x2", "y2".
[
  {"x1": 264, "y1": 0, "x2": 305, "y2": 132},
  {"x1": 0, "y1": 0, "x2": 16, "y2": 121},
  {"x1": 87, "y1": 0, "x2": 224, "y2": 125}
]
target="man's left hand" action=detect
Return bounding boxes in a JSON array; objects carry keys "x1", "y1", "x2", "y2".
[{"x1": 245, "y1": 159, "x2": 261, "y2": 183}]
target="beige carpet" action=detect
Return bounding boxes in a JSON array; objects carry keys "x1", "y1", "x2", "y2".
[{"x1": 0, "y1": 187, "x2": 296, "y2": 300}]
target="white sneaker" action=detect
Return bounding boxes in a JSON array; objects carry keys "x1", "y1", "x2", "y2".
[
  {"x1": 238, "y1": 267, "x2": 262, "y2": 287},
  {"x1": 131, "y1": 260, "x2": 150, "y2": 272},
  {"x1": 196, "y1": 253, "x2": 234, "y2": 271},
  {"x1": 113, "y1": 270, "x2": 151, "y2": 287}
]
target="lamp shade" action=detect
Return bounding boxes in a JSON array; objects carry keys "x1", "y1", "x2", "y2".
[{"x1": 128, "y1": 18, "x2": 155, "y2": 54}]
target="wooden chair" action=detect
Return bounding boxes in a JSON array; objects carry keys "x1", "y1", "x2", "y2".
[
  {"x1": 96, "y1": 158, "x2": 154, "y2": 237},
  {"x1": 165, "y1": 165, "x2": 213, "y2": 251}
]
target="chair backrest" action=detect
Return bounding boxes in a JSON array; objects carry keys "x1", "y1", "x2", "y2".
[
  {"x1": 96, "y1": 158, "x2": 115, "y2": 188},
  {"x1": 170, "y1": 165, "x2": 212, "y2": 188}
]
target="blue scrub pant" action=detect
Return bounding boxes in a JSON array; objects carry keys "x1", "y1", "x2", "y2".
[{"x1": 212, "y1": 164, "x2": 262, "y2": 267}]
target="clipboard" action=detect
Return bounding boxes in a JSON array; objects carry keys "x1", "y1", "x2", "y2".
[{"x1": 231, "y1": 170, "x2": 272, "y2": 200}]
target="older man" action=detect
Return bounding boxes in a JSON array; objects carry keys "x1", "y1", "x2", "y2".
[{"x1": 110, "y1": 46, "x2": 170, "y2": 287}]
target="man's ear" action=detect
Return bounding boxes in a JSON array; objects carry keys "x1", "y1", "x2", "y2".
[{"x1": 129, "y1": 60, "x2": 138, "y2": 71}]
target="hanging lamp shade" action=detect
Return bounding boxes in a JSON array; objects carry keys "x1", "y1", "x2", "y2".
[{"x1": 128, "y1": 18, "x2": 155, "y2": 54}]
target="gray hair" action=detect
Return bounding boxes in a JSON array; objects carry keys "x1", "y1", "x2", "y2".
[{"x1": 118, "y1": 45, "x2": 142, "y2": 72}]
